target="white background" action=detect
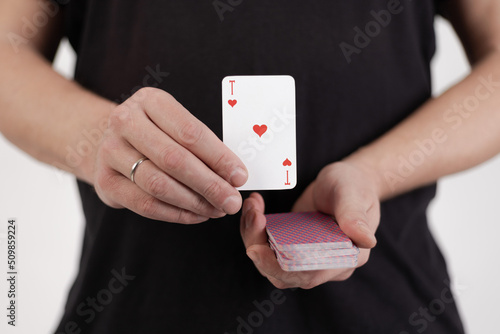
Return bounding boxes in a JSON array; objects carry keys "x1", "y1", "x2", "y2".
[{"x1": 0, "y1": 17, "x2": 499, "y2": 333}]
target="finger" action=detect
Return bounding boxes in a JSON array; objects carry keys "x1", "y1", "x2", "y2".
[
  {"x1": 329, "y1": 189, "x2": 377, "y2": 249},
  {"x1": 243, "y1": 192, "x2": 265, "y2": 215},
  {"x1": 248, "y1": 245, "x2": 359, "y2": 289},
  {"x1": 114, "y1": 105, "x2": 243, "y2": 214},
  {"x1": 247, "y1": 244, "x2": 360, "y2": 289},
  {"x1": 242, "y1": 195, "x2": 305, "y2": 289},
  {"x1": 133, "y1": 162, "x2": 226, "y2": 219},
  {"x1": 96, "y1": 172, "x2": 209, "y2": 224},
  {"x1": 140, "y1": 88, "x2": 248, "y2": 186},
  {"x1": 240, "y1": 193, "x2": 266, "y2": 248},
  {"x1": 104, "y1": 139, "x2": 226, "y2": 219},
  {"x1": 246, "y1": 244, "x2": 302, "y2": 289}
]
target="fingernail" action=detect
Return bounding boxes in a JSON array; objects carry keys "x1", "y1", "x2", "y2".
[
  {"x1": 247, "y1": 251, "x2": 260, "y2": 264},
  {"x1": 222, "y1": 195, "x2": 241, "y2": 214},
  {"x1": 229, "y1": 167, "x2": 248, "y2": 187}
]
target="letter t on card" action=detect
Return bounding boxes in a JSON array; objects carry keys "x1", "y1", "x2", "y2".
[{"x1": 222, "y1": 75, "x2": 297, "y2": 190}]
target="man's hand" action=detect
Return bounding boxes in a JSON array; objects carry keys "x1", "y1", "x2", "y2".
[
  {"x1": 93, "y1": 88, "x2": 248, "y2": 224},
  {"x1": 240, "y1": 161, "x2": 380, "y2": 289}
]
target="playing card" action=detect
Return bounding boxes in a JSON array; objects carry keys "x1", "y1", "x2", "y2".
[{"x1": 222, "y1": 75, "x2": 296, "y2": 190}]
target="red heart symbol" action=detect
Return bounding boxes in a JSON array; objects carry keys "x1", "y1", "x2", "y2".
[
  {"x1": 253, "y1": 124, "x2": 267, "y2": 137},
  {"x1": 283, "y1": 158, "x2": 292, "y2": 166},
  {"x1": 228, "y1": 99, "x2": 237, "y2": 107}
]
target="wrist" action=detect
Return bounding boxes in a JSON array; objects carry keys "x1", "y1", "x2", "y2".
[
  {"x1": 75, "y1": 103, "x2": 116, "y2": 185},
  {"x1": 341, "y1": 147, "x2": 390, "y2": 200}
]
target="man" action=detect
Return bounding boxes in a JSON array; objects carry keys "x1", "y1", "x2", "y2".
[{"x1": 1, "y1": 0, "x2": 499, "y2": 333}]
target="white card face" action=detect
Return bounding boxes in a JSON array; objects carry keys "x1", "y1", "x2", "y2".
[{"x1": 222, "y1": 75, "x2": 296, "y2": 190}]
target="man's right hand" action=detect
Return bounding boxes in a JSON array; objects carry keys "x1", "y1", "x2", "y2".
[{"x1": 93, "y1": 87, "x2": 248, "y2": 224}]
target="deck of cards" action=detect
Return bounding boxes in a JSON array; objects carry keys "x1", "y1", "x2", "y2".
[{"x1": 265, "y1": 212, "x2": 359, "y2": 271}]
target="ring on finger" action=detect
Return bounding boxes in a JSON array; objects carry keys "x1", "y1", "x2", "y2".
[{"x1": 130, "y1": 157, "x2": 149, "y2": 183}]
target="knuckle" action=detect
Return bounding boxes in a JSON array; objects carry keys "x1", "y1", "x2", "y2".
[
  {"x1": 159, "y1": 207, "x2": 182, "y2": 224},
  {"x1": 138, "y1": 86, "x2": 157, "y2": 96},
  {"x1": 202, "y1": 180, "x2": 224, "y2": 201},
  {"x1": 94, "y1": 173, "x2": 122, "y2": 208},
  {"x1": 213, "y1": 151, "x2": 232, "y2": 174},
  {"x1": 95, "y1": 169, "x2": 115, "y2": 191},
  {"x1": 271, "y1": 279, "x2": 289, "y2": 290},
  {"x1": 160, "y1": 146, "x2": 185, "y2": 171},
  {"x1": 170, "y1": 207, "x2": 184, "y2": 224},
  {"x1": 109, "y1": 104, "x2": 132, "y2": 129},
  {"x1": 134, "y1": 87, "x2": 173, "y2": 107},
  {"x1": 192, "y1": 195, "x2": 209, "y2": 213},
  {"x1": 139, "y1": 196, "x2": 159, "y2": 217},
  {"x1": 177, "y1": 120, "x2": 204, "y2": 147},
  {"x1": 134, "y1": 87, "x2": 160, "y2": 102},
  {"x1": 145, "y1": 172, "x2": 169, "y2": 198},
  {"x1": 94, "y1": 171, "x2": 107, "y2": 188},
  {"x1": 176, "y1": 209, "x2": 197, "y2": 224}
]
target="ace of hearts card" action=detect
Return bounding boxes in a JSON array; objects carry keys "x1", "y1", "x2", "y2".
[{"x1": 222, "y1": 75, "x2": 297, "y2": 191}]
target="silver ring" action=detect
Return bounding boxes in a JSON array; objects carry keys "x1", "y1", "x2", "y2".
[{"x1": 130, "y1": 157, "x2": 148, "y2": 183}]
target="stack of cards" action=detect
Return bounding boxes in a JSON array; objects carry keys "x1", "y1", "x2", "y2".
[{"x1": 265, "y1": 212, "x2": 359, "y2": 272}]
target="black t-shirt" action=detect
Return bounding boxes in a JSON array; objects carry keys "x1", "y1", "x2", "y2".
[{"x1": 55, "y1": 1, "x2": 465, "y2": 333}]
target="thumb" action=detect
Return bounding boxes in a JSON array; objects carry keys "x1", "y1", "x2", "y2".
[
  {"x1": 291, "y1": 182, "x2": 315, "y2": 212},
  {"x1": 334, "y1": 205, "x2": 376, "y2": 249},
  {"x1": 316, "y1": 187, "x2": 377, "y2": 249},
  {"x1": 240, "y1": 192, "x2": 267, "y2": 249}
]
